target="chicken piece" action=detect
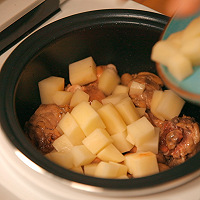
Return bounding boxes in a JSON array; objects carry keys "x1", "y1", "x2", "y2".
[
  {"x1": 156, "y1": 151, "x2": 167, "y2": 164},
  {"x1": 158, "y1": 163, "x2": 170, "y2": 172},
  {"x1": 82, "y1": 83, "x2": 106, "y2": 103},
  {"x1": 121, "y1": 73, "x2": 133, "y2": 86},
  {"x1": 65, "y1": 82, "x2": 106, "y2": 103},
  {"x1": 65, "y1": 64, "x2": 117, "y2": 103},
  {"x1": 25, "y1": 104, "x2": 71, "y2": 154},
  {"x1": 121, "y1": 72, "x2": 163, "y2": 109},
  {"x1": 159, "y1": 115, "x2": 200, "y2": 167}
]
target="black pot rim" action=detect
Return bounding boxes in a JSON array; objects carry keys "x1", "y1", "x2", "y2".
[{"x1": 0, "y1": 9, "x2": 199, "y2": 192}]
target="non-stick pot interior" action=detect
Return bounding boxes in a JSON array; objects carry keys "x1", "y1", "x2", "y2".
[{"x1": 0, "y1": 9, "x2": 199, "y2": 194}]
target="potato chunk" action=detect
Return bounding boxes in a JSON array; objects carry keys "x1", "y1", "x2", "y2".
[
  {"x1": 52, "y1": 91, "x2": 73, "y2": 105},
  {"x1": 52, "y1": 134, "x2": 73, "y2": 153},
  {"x1": 90, "y1": 100, "x2": 103, "y2": 110},
  {"x1": 124, "y1": 152, "x2": 159, "y2": 178},
  {"x1": 150, "y1": 90, "x2": 165, "y2": 121},
  {"x1": 112, "y1": 85, "x2": 129, "y2": 95},
  {"x1": 98, "y1": 68, "x2": 120, "y2": 96},
  {"x1": 114, "y1": 97, "x2": 140, "y2": 125},
  {"x1": 82, "y1": 128, "x2": 113, "y2": 154},
  {"x1": 84, "y1": 163, "x2": 98, "y2": 176},
  {"x1": 180, "y1": 37, "x2": 200, "y2": 66},
  {"x1": 45, "y1": 151, "x2": 73, "y2": 169},
  {"x1": 69, "y1": 56, "x2": 97, "y2": 85},
  {"x1": 97, "y1": 103, "x2": 127, "y2": 135},
  {"x1": 137, "y1": 127, "x2": 160, "y2": 154},
  {"x1": 97, "y1": 144, "x2": 125, "y2": 163},
  {"x1": 167, "y1": 53, "x2": 193, "y2": 81},
  {"x1": 181, "y1": 16, "x2": 200, "y2": 43},
  {"x1": 109, "y1": 162, "x2": 128, "y2": 177},
  {"x1": 94, "y1": 161, "x2": 120, "y2": 178},
  {"x1": 71, "y1": 101, "x2": 106, "y2": 136},
  {"x1": 151, "y1": 40, "x2": 180, "y2": 66},
  {"x1": 38, "y1": 76, "x2": 65, "y2": 104},
  {"x1": 71, "y1": 166, "x2": 84, "y2": 174},
  {"x1": 127, "y1": 116, "x2": 155, "y2": 147},
  {"x1": 70, "y1": 89, "x2": 89, "y2": 107},
  {"x1": 101, "y1": 93, "x2": 128, "y2": 105},
  {"x1": 156, "y1": 90, "x2": 185, "y2": 120},
  {"x1": 111, "y1": 131, "x2": 134, "y2": 153},
  {"x1": 72, "y1": 145, "x2": 96, "y2": 167},
  {"x1": 136, "y1": 107, "x2": 146, "y2": 117},
  {"x1": 129, "y1": 81, "x2": 145, "y2": 96},
  {"x1": 58, "y1": 112, "x2": 85, "y2": 145}
]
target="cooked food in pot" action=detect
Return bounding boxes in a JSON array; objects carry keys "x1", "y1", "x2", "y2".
[{"x1": 24, "y1": 56, "x2": 200, "y2": 179}]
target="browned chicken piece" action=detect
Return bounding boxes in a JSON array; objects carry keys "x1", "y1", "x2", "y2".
[
  {"x1": 159, "y1": 115, "x2": 200, "y2": 167},
  {"x1": 158, "y1": 163, "x2": 170, "y2": 172},
  {"x1": 82, "y1": 83, "x2": 106, "y2": 103},
  {"x1": 121, "y1": 72, "x2": 163, "y2": 109},
  {"x1": 65, "y1": 64, "x2": 117, "y2": 103},
  {"x1": 65, "y1": 83, "x2": 106, "y2": 103},
  {"x1": 25, "y1": 104, "x2": 72, "y2": 154},
  {"x1": 156, "y1": 151, "x2": 167, "y2": 164}
]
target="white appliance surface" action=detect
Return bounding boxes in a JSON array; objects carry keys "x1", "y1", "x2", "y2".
[
  {"x1": 0, "y1": 0, "x2": 200, "y2": 199},
  {"x1": 0, "y1": 0, "x2": 45, "y2": 32}
]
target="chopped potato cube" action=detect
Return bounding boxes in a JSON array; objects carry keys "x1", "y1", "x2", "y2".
[
  {"x1": 58, "y1": 112, "x2": 85, "y2": 145},
  {"x1": 156, "y1": 90, "x2": 185, "y2": 120},
  {"x1": 112, "y1": 85, "x2": 129, "y2": 94},
  {"x1": 70, "y1": 89, "x2": 89, "y2": 107},
  {"x1": 150, "y1": 90, "x2": 165, "y2": 121},
  {"x1": 71, "y1": 166, "x2": 84, "y2": 174},
  {"x1": 94, "y1": 161, "x2": 120, "y2": 178},
  {"x1": 127, "y1": 116, "x2": 155, "y2": 147},
  {"x1": 129, "y1": 81, "x2": 145, "y2": 96},
  {"x1": 72, "y1": 145, "x2": 96, "y2": 167},
  {"x1": 98, "y1": 68, "x2": 120, "y2": 96},
  {"x1": 52, "y1": 91, "x2": 73, "y2": 105},
  {"x1": 101, "y1": 93, "x2": 128, "y2": 105},
  {"x1": 137, "y1": 127, "x2": 160, "y2": 154},
  {"x1": 126, "y1": 133, "x2": 135, "y2": 146},
  {"x1": 124, "y1": 152, "x2": 159, "y2": 178},
  {"x1": 82, "y1": 128, "x2": 113, "y2": 154},
  {"x1": 97, "y1": 144, "x2": 125, "y2": 163},
  {"x1": 167, "y1": 31, "x2": 183, "y2": 46},
  {"x1": 71, "y1": 101, "x2": 106, "y2": 136},
  {"x1": 124, "y1": 153, "x2": 135, "y2": 174},
  {"x1": 117, "y1": 175, "x2": 129, "y2": 179},
  {"x1": 97, "y1": 103, "x2": 127, "y2": 135},
  {"x1": 136, "y1": 107, "x2": 146, "y2": 117},
  {"x1": 45, "y1": 151, "x2": 73, "y2": 169},
  {"x1": 151, "y1": 40, "x2": 180, "y2": 66},
  {"x1": 84, "y1": 163, "x2": 99, "y2": 176},
  {"x1": 180, "y1": 36, "x2": 200, "y2": 66},
  {"x1": 114, "y1": 97, "x2": 140, "y2": 125},
  {"x1": 38, "y1": 76, "x2": 65, "y2": 104},
  {"x1": 69, "y1": 56, "x2": 97, "y2": 85},
  {"x1": 111, "y1": 131, "x2": 134, "y2": 153},
  {"x1": 52, "y1": 134, "x2": 73, "y2": 153},
  {"x1": 109, "y1": 161, "x2": 128, "y2": 177},
  {"x1": 167, "y1": 53, "x2": 193, "y2": 81},
  {"x1": 181, "y1": 16, "x2": 200, "y2": 43},
  {"x1": 90, "y1": 100, "x2": 103, "y2": 110}
]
